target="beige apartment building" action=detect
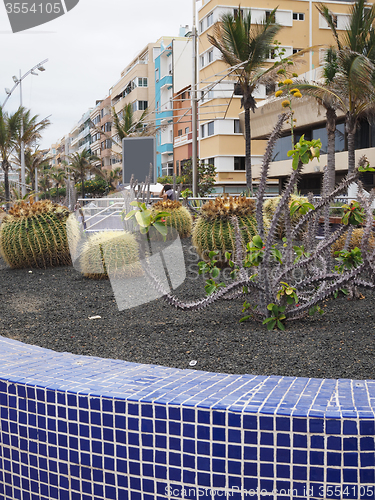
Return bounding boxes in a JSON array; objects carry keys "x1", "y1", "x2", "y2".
[
  {"x1": 197, "y1": 0, "x2": 357, "y2": 193},
  {"x1": 109, "y1": 41, "x2": 166, "y2": 167},
  {"x1": 90, "y1": 96, "x2": 113, "y2": 170}
]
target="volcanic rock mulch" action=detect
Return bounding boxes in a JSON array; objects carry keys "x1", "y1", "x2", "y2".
[{"x1": 0, "y1": 237, "x2": 374, "y2": 380}]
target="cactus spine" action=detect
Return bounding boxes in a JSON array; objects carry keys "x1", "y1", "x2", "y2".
[
  {"x1": 0, "y1": 199, "x2": 71, "y2": 269},
  {"x1": 151, "y1": 200, "x2": 193, "y2": 238}
]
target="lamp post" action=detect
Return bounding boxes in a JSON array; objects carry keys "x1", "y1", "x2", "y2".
[
  {"x1": 3, "y1": 58, "x2": 48, "y2": 197},
  {"x1": 192, "y1": 0, "x2": 198, "y2": 198}
]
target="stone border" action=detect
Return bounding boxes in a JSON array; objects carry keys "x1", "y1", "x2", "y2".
[{"x1": 0, "y1": 336, "x2": 374, "y2": 499}]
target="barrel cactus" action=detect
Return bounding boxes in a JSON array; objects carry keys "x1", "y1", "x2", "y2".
[
  {"x1": 80, "y1": 230, "x2": 143, "y2": 280},
  {"x1": 331, "y1": 228, "x2": 375, "y2": 255},
  {"x1": 151, "y1": 200, "x2": 192, "y2": 239},
  {"x1": 0, "y1": 199, "x2": 71, "y2": 269},
  {"x1": 192, "y1": 196, "x2": 258, "y2": 263},
  {"x1": 263, "y1": 194, "x2": 308, "y2": 239}
]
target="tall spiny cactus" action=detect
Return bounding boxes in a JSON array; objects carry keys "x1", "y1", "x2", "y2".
[
  {"x1": 135, "y1": 115, "x2": 375, "y2": 330},
  {"x1": 0, "y1": 199, "x2": 71, "y2": 269},
  {"x1": 192, "y1": 196, "x2": 258, "y2": 263},
  {"x1": 151, "y1": 200, "x2": 192, "y2": 239}
]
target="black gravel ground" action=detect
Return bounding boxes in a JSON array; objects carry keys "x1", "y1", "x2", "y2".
[{"x1": 0, "y1": 237, "x2": 374, "y2": 381}]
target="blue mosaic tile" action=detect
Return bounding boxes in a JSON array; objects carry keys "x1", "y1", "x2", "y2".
[{"x1": 1, "y1": 336, "x2": 375, "y2": 499}]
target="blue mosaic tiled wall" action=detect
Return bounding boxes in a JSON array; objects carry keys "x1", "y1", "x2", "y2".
[{"x1": 0, "y1": 335, "x2": 374, "y2": 500}]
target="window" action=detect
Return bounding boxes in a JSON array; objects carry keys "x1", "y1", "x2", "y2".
[
  {"x1": 293, "y1": 12, "x2": 304, "y2": 21},
  {"x1": 207, "y1": 121, "x2": 214, "y2": 136},
  {"x1": 293, "y1": 48, "x2": 301, "y2": 54},
  {"x1": 92, "y1": 115, "x2": 100, "y2": 125},
  {"x1": 100, "y1": 109, "x2": 104, "y2": 119},
  {"x1": 200, "y1": 55, "x2": 205, "y2": 68},
  {"x1": 265, "y1": 83, "x2": 276, "y2": 95},
  {"x1": 136, "y1": 101, "x2": 148, "y2": 111},
  {"x1": 234, "y1": 83, "x2": 243, "y2": 96},
  {"x1": 207, "y1": 158, "x2": 215, "y2": 167},
  {"x1": 92, "y1": 132, "x2": 101, "y2": 142},
  {"x1": 208, "y1": 49, "x2": 214, "y2": 63},
  {"x1": 234, "y1": 119, "x2": 241, "y2": 134},
  {"x1": 234, "y1": 8, "x2": 244, "y2": 19},
  {"x1": 185, "y1": 127, "x2": 189, "y2": 134},
  {"x1": 138, "y1": 77, "x2": 148, "y2": 87},
  {"x1": 200, "y1": 124, "x2": 205, "y2": 138},
  {"x1": 265, "y1": 10, "x2": 276, "y2": 23},
  {"x1": 199, "y1": 20, "x2": 204, "y2": 33},
  {"x1": 155, "y1": 68, "x2": 159, "y2": 82},
  {"x1": 178, "y1": 129, "x2": 182, "y2": 136},
  {"x1": 234, "y1": 157, "x2": 245, "y2": 170},
  {"x1": 207, "y1": 12, "x2": 213, "y2": 28}
]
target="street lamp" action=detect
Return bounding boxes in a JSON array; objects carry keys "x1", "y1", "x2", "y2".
[{"x1": 2, "y1": 58, "x2": 48, "y2": 197}]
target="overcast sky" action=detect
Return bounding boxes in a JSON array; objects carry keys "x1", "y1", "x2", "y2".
[{"x1": 0, "y1": 0, "x2": 202, "y2": 150}]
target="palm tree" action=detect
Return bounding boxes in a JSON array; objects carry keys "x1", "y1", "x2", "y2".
[
  {"x1": 101, "y1": 166, "x2": 122, "y2": 191},
  {"x1": 68, "y1": 148, "x2": 102, "y2": 199},
  {"x1": 207, "y1": 8, "x2": 281, "y2": 195},
  {"x1": 50, "y1": 166, "x2": 67, "y2": 200},
  {"x1": 18, "y1": 109, "x2": 51, "y2": 148},
  {"x1": 317, "y1": 0, "x2": 375, "y2": 174},
  {"x1": 0, "y1": 106, "x2": 22, "y2": 203},
  {"x1": 112, "y1": 103, "x2": 149, "y2": 143}
]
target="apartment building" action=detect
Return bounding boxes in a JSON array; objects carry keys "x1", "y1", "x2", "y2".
[
  {"x1": 69, "y1": 109, "x2": 93, "y2": 157},
  {"x1": 197, "y1": 0, "x2": 356, "y2": 193},
  {"x1": 90, "y1": 96, "x2": 113, "y2": 170},
  {"x1": 110, "y1": 42, "x2": 162, "y2": 171},
  {"x1": 154, "y1": 28, "x2": 192, "y2": 178}
]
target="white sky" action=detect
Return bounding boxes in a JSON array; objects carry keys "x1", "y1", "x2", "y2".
[{"x1": 0, "y1": 0, "x2": 202, "y2": 150}]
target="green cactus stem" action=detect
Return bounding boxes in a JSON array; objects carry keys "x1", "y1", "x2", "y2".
[
  {"x1": 192, "y1": 196, "x2": 258, "y2": 263},
  {"x1": 151, "y1": 200, "x2": 193, "y2": 239},
  {"x1": 0, "y1": 199, "x2": 71, "y2": 269}
]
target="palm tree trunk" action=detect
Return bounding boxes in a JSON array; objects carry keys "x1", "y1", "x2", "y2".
[
  {"x1": 346, "y1": 117, "x2": 356, "y2": 175},
  {"x1": 326, "y1": 107, "x2": 336, "y2": 193},
  {"x1": 323, "y1": 107, "x2": 337, "y2": 238},
  {"x1": 3, "y1": 162, "x2": 10, "y2": 203},
  {"x1": 244, "y1": 102, "x2": 252, "y2": 196},
  {"x1": 81, "y1": 177, "x2": 85, "y2": 199}
]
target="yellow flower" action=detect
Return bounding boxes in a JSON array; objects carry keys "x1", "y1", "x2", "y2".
[
  {"x1": 283, "y1": 79, "x2": 293, "y2": 85},
  {"x1": 275, "y1": 90, "x2": 283, "y2": 97},
  {"x1": 290, "y1": 88, "x2": 299, "y2": 94},
  {"x1": 281, "y1": 100, "x2": 290, "y2": 108},
  {"x1": 294, "y1": 92, "x2": 302, "y2": 98}
]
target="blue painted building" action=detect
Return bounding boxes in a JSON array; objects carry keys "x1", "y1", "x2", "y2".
[{"x1": 155, "y1": 28, "x2": 191, "y2": 179}]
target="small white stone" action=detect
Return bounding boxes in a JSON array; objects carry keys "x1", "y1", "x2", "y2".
[
  {"x1": 28, "y1": 270, "x2": 32, "y2": 273},
  {"x1": 88, "y1": 315, "x2": 102, "y2": 320},
  {"x1": 189, "y1": 360, "x2": 197, "y2": 366}
]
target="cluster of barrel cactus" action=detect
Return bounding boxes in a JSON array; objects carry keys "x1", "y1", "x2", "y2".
[
  {"x1": 0, "y1": 199, "x2": 71, "y2": 269},
  {"x1": 192, "y1": 196, "x2": 258, "y2": 262},
  {"x1": 151, "y1": 200, "x2": 192, "y2": 239}
]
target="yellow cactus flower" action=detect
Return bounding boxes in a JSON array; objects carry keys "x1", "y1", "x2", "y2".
[
  {"x1": 290, "y1": 88, "x2": 299, "y2": 94},
  {"x1": 283, "y1": 79, "x2": 293, "y2": 85},
  {"x1": 275, "y1": 90, "x2": 283, "y2": 97},
  {"x1": 281, "y1": 100, "x2": 290, "y2": 108},
  {"x1": 294, "y1": 92, "x2": 302, "y2": 98}
]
